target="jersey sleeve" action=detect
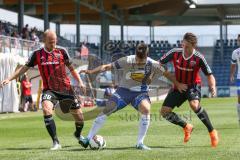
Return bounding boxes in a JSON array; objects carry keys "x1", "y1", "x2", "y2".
[
  {"x1": 111, "y1": 56, "x2": 127, "y2": 70},
  {"x1": 159, "y1": 49, "x2": 175, "y2": 64},
  {"x1": 62, "y1": 48, "x2": 72, "y2": 66},
  {"x1": 25, "y1": 51, "x2": 37, "y2": 67},
  {"x1": 152, "y1": 59, "x2": 166, "y2": 74},
  {"x1": 231, "y1": 50, "x2": 238, "y2": 64},
  {"x1": 199, "y1": 55, "x2": 212, "y2": 75}
]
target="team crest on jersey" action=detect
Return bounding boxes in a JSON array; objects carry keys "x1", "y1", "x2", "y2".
[{"x1": 190, "y1": 61, "x2": 196, "y2": 67}]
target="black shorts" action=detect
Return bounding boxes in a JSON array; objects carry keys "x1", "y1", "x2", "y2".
[
  {"x1": 162, "y1": 84, "x2": 201, "y2": 109},
  {"x1": 23, "y1": 95, "x2": 33, "y2": 103},
  {"x1": 41, "y1": 90, "x2": 81, "y2": 109}
]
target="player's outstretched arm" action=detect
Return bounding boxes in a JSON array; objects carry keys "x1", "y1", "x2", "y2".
[
  {"x1": 163, "y1": 71, "x2": 187, "y2": 93},
  {"x1": 80, "y1": 63, "x2": 112, "y2": 75},
  {"x1": 67, "y1": 64, "x2": 86, "y2": 94},
  {"x1": 230, "y1": 63, "x2": 236, "y2": 83},
  {"x1": 0, "y1": 65, "x2": 29, "y2": 88},
  {"x1": 207, "y1": 74, "x2": 216, "y2": 97}
]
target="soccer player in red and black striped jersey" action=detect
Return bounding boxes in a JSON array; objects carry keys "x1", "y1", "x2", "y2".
[
  {"x1": 0, "y1": 30, "x2": 86, "y2": 150},
  {"x1": 159, "y1": 32, "x2": 219, "y2": 147}
]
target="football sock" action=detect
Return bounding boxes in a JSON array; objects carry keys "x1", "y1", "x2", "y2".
[
  {"x1": 236, "y1": 104, "x2": 240, "y2": 122},
  {"x1": 195, "y1": 106, "x2": 214, "y2": 132},
  {"x1": 137, "y1": 114, "x2": 150, "y2": 145},
  {"x1": 87, "y1": 114, "x2": 107, "y2": 139},
  {"x1": 163, "y1": 112, "x2": 187, "y2": 128},
  {"x1": 75, "y1": 122, "x2": 84, "y2": 138},
  {"x1": 44, "y1": 115, "x2": 59, "y2": 143}
]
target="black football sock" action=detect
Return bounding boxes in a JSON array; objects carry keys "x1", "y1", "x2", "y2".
[
  {"x1": 75, "y1": 122, "x2": 84, "y2": 138},
  {"x1": 163, "y1": 112, "x2": 187, "y2": 128},
  {"x1": 44, "y1": 115, "x2": 59, "y2": 143},
  {"x1": 195, "y1": 106, "x2": 214, "y2": 132}
]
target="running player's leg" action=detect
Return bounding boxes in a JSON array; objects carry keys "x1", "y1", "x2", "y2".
[
  {"x1": 70, "y1": 107, "x2": 84, "y2": 140},
  {"x1": 57, "y1": 92, "x2": 85, "y2": 141},
  {"x1": 188, "y1": 85, "x2": 218, "y2": 147},
  {"x1": 160, "y1": 89, "x2": 193, "y2": 143},
  {"x1": 80, "y1": 88, "x2": 130, "y2": 148},
  {"x1": 42, "y1": 90, "x2": 61, "y2": 150},
  {"x1": 236, "y1": 79, "x2": 240, "y2": 125},
  {"x1": 132, "y1": 94, "x2": 151, "y2": 150},
  {"x1": 160, "y1": 89, "x2": 188, "y2": 128}
]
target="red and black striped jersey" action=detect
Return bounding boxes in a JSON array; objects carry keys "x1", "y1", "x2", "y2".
[
  {"x1": 159, "y1": 48, "x2": 212, "y2": 86},
  {"x1": 25, "y1": 47, "x2": 72, "y2": 93}
]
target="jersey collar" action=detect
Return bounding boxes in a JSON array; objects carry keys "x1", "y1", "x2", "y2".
[
  {"x1": 183, "y1": 48, "x2": 195, "y2": 60},
  {"x1": 44, "y1": 47, "x2": 54, "y2": 54}
]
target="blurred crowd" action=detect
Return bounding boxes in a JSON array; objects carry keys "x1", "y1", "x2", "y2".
[{"x1": 0, "y1": 20, "x2": 74, "y2": 50}]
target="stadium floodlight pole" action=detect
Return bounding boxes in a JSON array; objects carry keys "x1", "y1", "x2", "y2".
[
  {"x1": 76, "y1": 0, "x2": 81, "y2": 47},
  {"x1": 18, "y1": 0, "x2": 24, "y2": 34},
  {"x1": 43, "y1": 0, "x2": 49, "y2": 31},
  {"x1": 119, "y1": 10, "x2": 124, "y2": 42}
]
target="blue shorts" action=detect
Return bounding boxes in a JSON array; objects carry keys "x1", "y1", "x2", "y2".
[
  {"x1": 108, "y1": 87, "x2": 151, "y2": 111},
  {"x1": 236, "y1": 79, "x2": 240, "y2": 96}
]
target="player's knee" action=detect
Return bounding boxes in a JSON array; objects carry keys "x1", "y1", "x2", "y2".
[
  {"x1": 189, "y1": 101, "x2": 200, "y2": 112},
  {"x1": 103, "y1": 101, "x2": 117, "y2": 115},
  {"x1": 139, "y1": 106, "x2": 150, "y2": 115},
  {"x1": 71, "y1": 109, "x2": 84, "y2": 122},
  {"x1": 160, "y1": 107, "x2": 171, "y2": 117},
  {"x1": 42, "y1": 101, "x2": 53, "y2": 115}
]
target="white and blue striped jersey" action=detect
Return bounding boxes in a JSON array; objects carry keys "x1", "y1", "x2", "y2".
[
  {"x1": 112, "y1": 55, "x2": 165, "y2": 92},
  {"x1": 231, "y1": 48, "x2": 240, "y2": 79}
]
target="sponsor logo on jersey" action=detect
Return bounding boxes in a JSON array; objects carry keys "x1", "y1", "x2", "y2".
[
  {"x1": 126, "y1": 71, "x2": 145, "y2": 82},
  {"x1": 130, "y1": 73, "x2": 145, "y2": 82},
  {"x1": 190, "y1": 61, "x2": 196, "y2": 67},
  {"x1": 41, "y1": 61, "x2": 60, "y2": 65}
]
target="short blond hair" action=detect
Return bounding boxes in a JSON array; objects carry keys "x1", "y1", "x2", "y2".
[
  {"x1": 43, "y1": 29, "x2": 57, "y2": 40},
  {"x1": 183, "y1": 32, "x2": 197, "y2": 46}
]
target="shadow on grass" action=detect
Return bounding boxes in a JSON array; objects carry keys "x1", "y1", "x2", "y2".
[
  {"x1": 4, "y1": 145, "x2": 74, "y2": 151},
  {"x1": 4, "y1": 147, "x2": 48, "y2": 151},
  {"x1": 66, "y1": 146, "x2": 135, "y2": 151},
  {"x1": 150, "y1": 145, "x2": 209, "y2": 149}
]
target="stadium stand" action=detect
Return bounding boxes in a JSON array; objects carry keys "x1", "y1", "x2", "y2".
[{"x1": 212, "y1": 39, "x2": 238, "y2": 86}]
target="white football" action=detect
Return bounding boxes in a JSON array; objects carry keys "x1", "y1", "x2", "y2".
[{"x1": 89, "y1": 135, "x2": 106, "y2": 150}]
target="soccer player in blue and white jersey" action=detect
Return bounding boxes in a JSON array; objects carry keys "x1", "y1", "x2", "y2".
[
  {"x1": 80, "y1": 43, "x2": 186, "y2": 150},
  {"x1": 230, "y1": 34, "x2": 240, "y2": 125}
]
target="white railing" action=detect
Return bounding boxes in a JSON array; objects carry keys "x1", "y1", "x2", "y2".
[{"x1": 0, "y1": 35, "x2": 41, "y2": 57}]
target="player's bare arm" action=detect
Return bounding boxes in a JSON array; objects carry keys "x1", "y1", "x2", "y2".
[
  {"x1": 163, "y1": 71, "x2": 187, "y2": 93},
  {"x1": 0, "y1": 65, "x2": 29, "y2": 88},
  {"x1": 80, "y1": 63, "x2": 112, "y2": 75},
  {"x1": 67, "y1": 64, "x2": 86, "y2": 94},
  {"x1": 207, "y1": 74, "x2": 216, "y2": 97},
  {"x1": 230, "y1": 63, "x2": 236, "y2": 83}
]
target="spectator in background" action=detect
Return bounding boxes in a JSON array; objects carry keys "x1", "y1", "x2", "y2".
[
  {"x1": 0, "y1": 21, "x2": 5, "y2": 35},
  {"x1": 11, "y1": 31, "x2": 20, "y2": 48},
  {"x1": 4, "y1": 22, "x2": 11, "y2": 36},
  {"x1": 21, "y1": 74, "x2": 34, "y2": 112},
  {"x1": 31, "y1": 31, "x2": 39, "y2": 42},
  {"x1": 80, "y1": 42, "x2": 89, "y2": 61},
  {"x1": 22, "y1": 24, "x2": 29, "y2": 40}
]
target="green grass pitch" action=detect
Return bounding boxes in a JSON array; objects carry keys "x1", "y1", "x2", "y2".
[{"x1": 0, "y1": 97, "x2": 239, "y2": 160}]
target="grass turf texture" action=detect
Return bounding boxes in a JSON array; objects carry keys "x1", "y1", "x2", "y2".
[{"x1": 0, "y1": 97, "x2": 239, "y2": 160}]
